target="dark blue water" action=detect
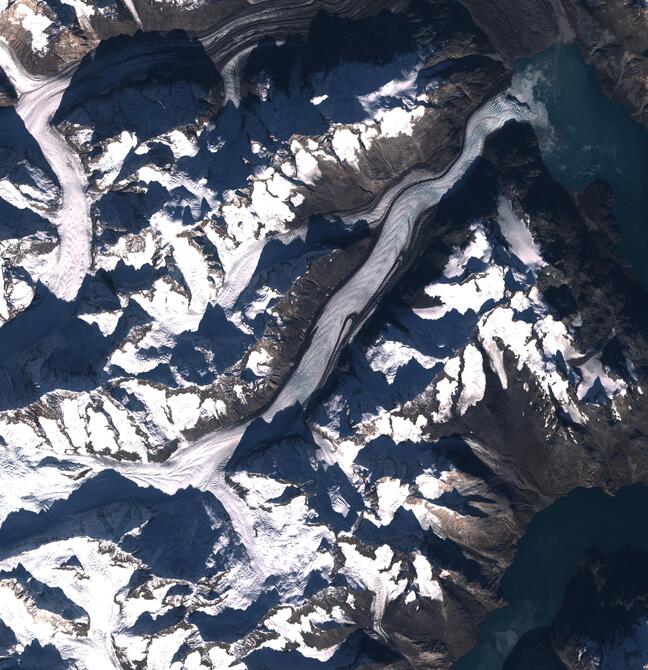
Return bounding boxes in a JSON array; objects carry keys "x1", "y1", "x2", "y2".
[
  {"x1": 512, "y1": 44, "x2": 648, "y2": 287},
  {"x1": 453, "y1": 485, "x2": 648, "y2": 669}
]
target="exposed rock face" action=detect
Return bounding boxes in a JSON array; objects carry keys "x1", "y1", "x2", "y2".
[
  {"x1": 0, "y1": 0, "x2": 646, "y2": 667},
  {"x1": 458, "y1": 0, "x2": 561, "y2": 60}
]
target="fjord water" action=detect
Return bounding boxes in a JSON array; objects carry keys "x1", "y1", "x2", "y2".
[
  {"x1": 513, "y1": 43, "x2": 648, "y2": 287},
  {"x1": 454, "y1": 44, "x2": 648, "y2": 669},
  {"x1": 454, "y1": 485, "x2": 648, "y2": 669}
]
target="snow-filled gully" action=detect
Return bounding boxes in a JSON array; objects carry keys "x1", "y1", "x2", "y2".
[
  {"x1": 0, "y1": 40, "x2": 91, "y2": 302},
  {"x1": 73, "y1": 92, "x2": 531, "y2": 634}
]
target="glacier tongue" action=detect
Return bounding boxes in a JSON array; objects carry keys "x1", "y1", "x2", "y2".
[{"x1": 0, "y1": 39, "x2": 91, "y2": 302}]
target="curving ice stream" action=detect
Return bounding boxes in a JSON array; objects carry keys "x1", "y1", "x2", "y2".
[
  {"x1": 106, "y1": 94, "x2": 530, "y2": 488},
  {"x1": 79, "y1": 91, "x2": 532, "y2": 630},
  {"x1": 0, "y1": 40, "x2": 91, "y2": 302},
  {"x1": 0, "y1": 34, "x2": 532, "y2": 639}
]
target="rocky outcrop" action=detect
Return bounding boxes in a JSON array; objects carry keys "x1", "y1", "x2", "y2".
[{"x1": 458, "y1": 0, "x2": 561, "y2": 60}]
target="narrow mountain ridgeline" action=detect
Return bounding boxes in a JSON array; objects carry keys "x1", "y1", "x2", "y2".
[{"x1": 0, "y1": 1, "x2": 646, "y2": 669}]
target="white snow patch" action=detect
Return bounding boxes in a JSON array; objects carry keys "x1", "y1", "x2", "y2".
[
  {"x1": 60, "y1": 0, "x2": 95, "y2": 28},
  {"x1": 78, "y1": 311, "x2": 121, "y2": 336},
  {"x1": 577, "y1": 354, "x2": 627, "y2": 401},
  {"x1": 340, "y1": 542, "x2": 406, "y2": 636},
  {"x1": 247, "y1": 348, "x2": 272, "y2": 377},
  {"x1": 332, "y1": 128, "x2": 361, "y2": 168},
  {"x1": 167, "y1": 392, "x2": 201, "y2": 431},
  {"x1": 457, "y1": 344, "x2": 486, "y2": 415},
  {"x1": 374, "y1": 477, "x2": 410, "y2": 525},
  {"x1": 160, "y1": 129, "x2": 198, "y2": 159},
  {"x1": 95, "y1": 131, "x2": 138, "y2": 181},
  {"x1": 291, "y1": 142, "x2": 321, "y2": 184},
  {"x1": 366, "y1": 338, "x2": 440, "y2": 383},
  {"x1": 433, "y1": 356, "x2": 461, "y2": 423},
  {"x1": 358, "y1": 65, "x2": 420, "y2": 119},
  {"x1": 479, "y1": 306, "x2": 586, "y2": 424},
  {"x1": 497, "y1": 197, "x2": 544, "y2": 268},
  {"x1": 416, "y1": 265, "x2": 506, "y2": 320},
  {"x1": 444, "y1": 224, "x2": 491, "y2": 278},
  {"x1": 372, "y1": 411, "x2": 428, "y2": 444},
  {"x1": 14, "y1": 5, "x2": 52, "y2": 54},
  {"x1": 378, "y1": 106, "x2": 426, "y2": 138},
  {"x1": 480, "y1": 336, "x2": 508, "y2": 389},
  {"x1": 413, "y1": 553, "x2": 443, "y2": 600}
]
